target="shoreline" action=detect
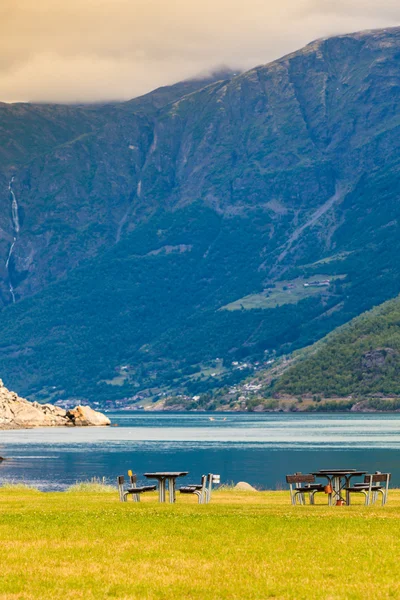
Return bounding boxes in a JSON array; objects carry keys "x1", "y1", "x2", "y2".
[
  {"x1": 108, "y1": 407, "x2": 400, "y2": 414},
  {"x1": 4, "y1": 406, "x2": 400, "y2": 428}
]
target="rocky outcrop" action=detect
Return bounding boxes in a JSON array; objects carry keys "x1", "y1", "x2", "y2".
[
  {"x1": 350, "y1": 401, "x2": 377, "y2": 413},
  {"x1": 361, "y1": 348, "x2": 398, "y2": 377},
  {"x1": 0, "y1": 379, "x2": 110, "y2": 429},
  {"x1": 66, "y1": 405, "x2": 111, "y2": 427}
]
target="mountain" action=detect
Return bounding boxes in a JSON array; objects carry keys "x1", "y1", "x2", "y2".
[
  {"x1": 197, "y1": 296, "x2": 400, "y2": 413},
  {"x1": 0, "y1": 70, "x2": 237, "y2": 303},
  {"x1": 1, "y1": 28, "x2": 400, "y2": 404},
  {"x1": 274, "y1": 295, "x2": 400, "y2": 401}
]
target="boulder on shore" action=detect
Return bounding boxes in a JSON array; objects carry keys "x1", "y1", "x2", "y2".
[
  {"x1": 234, "y1": 481, "x2": 258, "y2": 491},
  {"x1": 0, "y1": 379, "x2": 110, "y2": 429},
  {"x1": 67, "y1": 405, "x2": 111, "y2": 427}
]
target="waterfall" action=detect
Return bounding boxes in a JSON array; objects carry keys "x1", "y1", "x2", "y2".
[
  {"x1": 9, "y1": 177, "x2": 20, "y2": 234},
  {"x1": 5, "y1": 238, "x2": 16, "y2": 271},
  {"x1": 6, "y1": 177, "x2": 20, "y2": 303}
]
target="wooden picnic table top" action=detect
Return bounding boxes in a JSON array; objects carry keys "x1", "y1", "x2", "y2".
[
  {"x1": 144, "y1": 472, "x2": 189, "y2": 479},
  {"x1": 312, "y1": 470, "x2": 366, "y2": 477},
  {"x1": 318, "y1": 468, "x2": 357, "y2": 473}
]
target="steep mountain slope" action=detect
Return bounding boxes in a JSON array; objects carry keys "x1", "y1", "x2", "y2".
[
  {"x1": 0, "y1": 71, "x2": 236, "y2": 304},
  {"x1": 274, "y1": 295, "x2": 400, "y2": 399},
  {"x1": 0, "y1": 103, "x2": 107, "y2": 170},
  {"x1": 1, "y1": 28, "x2": 400, "y2": 403},
  {"x1": 188, "y1": 296, "x2": 400, "y2": 413}
]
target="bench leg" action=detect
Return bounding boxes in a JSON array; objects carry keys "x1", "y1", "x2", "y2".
[
  {"x1": 376, "y1": 489, "x2": 386, "y2": 506},
  {"x1": 293, "y1": 491, "x2": 303, "y2": 505},
  {"x1": 194, "y1": 490, "x2": 203, "y2": 504}
]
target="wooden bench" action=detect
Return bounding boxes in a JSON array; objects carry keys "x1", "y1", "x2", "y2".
[
  {"x1": 117, "y1": 472, "x2": 156, "y2": 502},
  {"x1": 286, "y1": 474, "x2": 327, "y2": 505},
  {"x1": 180, "y1": 473, "x2": 220, "y2": 504},
  {"x1": 345, "y1": 473, "x2": 391, "y2": 506}
]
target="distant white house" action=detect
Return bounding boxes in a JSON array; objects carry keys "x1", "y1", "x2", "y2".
[{"x1": 304, "y1": 280, "x2": 330, "y2": 288}]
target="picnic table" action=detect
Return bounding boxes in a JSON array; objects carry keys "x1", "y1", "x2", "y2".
[
  {"x1": 312, "y1": 469, "x2": 367, "y2": 505},
  {"x1": 144, "y1": 472, "x2": 188, "y2": 503}
]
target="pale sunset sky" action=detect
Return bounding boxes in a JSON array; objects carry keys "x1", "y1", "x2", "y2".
[{"x1": 1, "y1": 0, "x2": 400, "y2": 103}]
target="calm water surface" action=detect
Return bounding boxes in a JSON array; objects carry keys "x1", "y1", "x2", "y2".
[{"x1": 1, "y1": 412, "x2": 400, "y2": 490}]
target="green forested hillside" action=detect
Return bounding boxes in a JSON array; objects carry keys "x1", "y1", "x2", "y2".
[{"x1": 275, "y1": 296, "x2": 400, "y2": 398}]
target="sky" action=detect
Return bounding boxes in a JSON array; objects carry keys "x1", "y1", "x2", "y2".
[{"x1": 1, "y1": 0, "x2": 400, "y2": 103}]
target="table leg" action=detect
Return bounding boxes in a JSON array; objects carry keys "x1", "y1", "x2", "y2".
[
  {"x1": 345, "y1": 476, "x2": 350, "y2": 505},
  {"x1": 334, "y1": 476, "x2": 340, "y2": 505},
  {"x1": 334, "y1": 476, "x2": 347, "y2": 505},
  {"x1": 168, "y1": 477, "x2": 176, "y2": 504},
  {"x1": 158, "y1": 478, "x2": 166, "y2": 503}
]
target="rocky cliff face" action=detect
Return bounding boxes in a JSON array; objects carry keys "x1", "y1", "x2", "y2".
[
  {"x1": 0, "y1": 380, "x2": 110, "y2": 429},
  {"x1": 2, "y1": 28, "x2": 399, "y2": 304},
  {"x1": 1, "y1": 28, "x2": 400, "y2": 402},
  {"x1": 0, "y1": 71, "x2": 236, "y2": 305}
]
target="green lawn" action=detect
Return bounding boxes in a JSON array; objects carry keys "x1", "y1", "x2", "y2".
[{"x1": 0, "y1": 488, "x2": 400, "y2": 599}]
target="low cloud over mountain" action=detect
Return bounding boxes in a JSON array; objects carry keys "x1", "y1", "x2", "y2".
[{"x1": 1, "y1": 0, "x2": 400, "y2": 102}]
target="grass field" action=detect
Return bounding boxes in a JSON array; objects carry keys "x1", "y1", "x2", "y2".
[
  {"x1": 222, "y1": 275, "x2": 345, "y2": 311},
  {"x1": 1, "y1": 488, "x2": 400, "y2": 599}
]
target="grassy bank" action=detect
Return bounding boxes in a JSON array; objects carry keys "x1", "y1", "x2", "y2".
[{"x1": 1, "y1": 489, "x2": 400, "y2": 599}]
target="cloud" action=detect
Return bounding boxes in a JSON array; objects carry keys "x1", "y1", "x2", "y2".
[{"x1": 1, "y1": 0, "x2": 399, "y2": 103}]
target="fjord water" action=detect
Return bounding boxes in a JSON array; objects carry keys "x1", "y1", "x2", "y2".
[{"x1": 1, "y1": 413, "x2": 400, "y2": 490}]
